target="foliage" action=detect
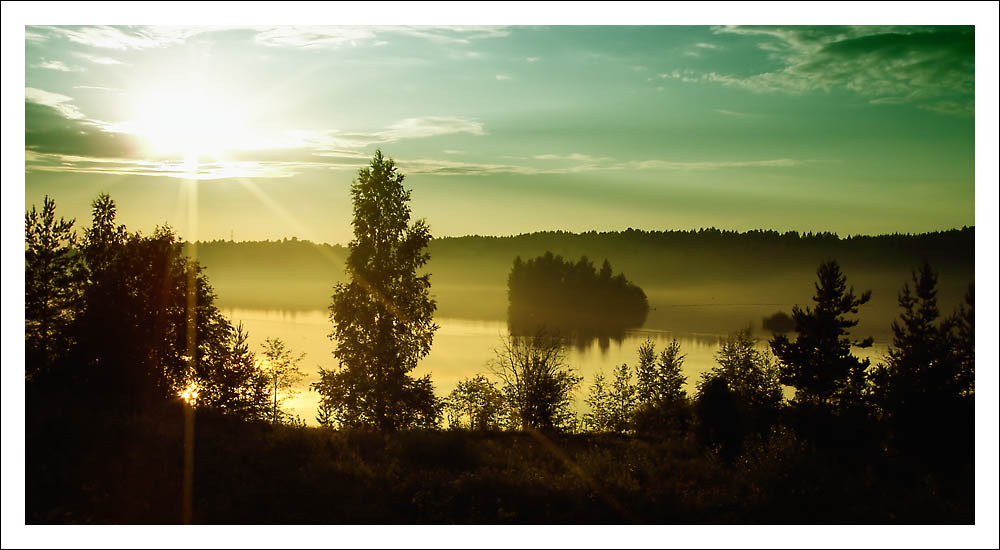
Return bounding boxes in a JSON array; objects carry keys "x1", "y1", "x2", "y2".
[
  {"x1": 443, "y1": 375, "x2": 509, "y2": 431},
  {"x1": 870, "y1": 263, "x2": 974, "y2": 459},
  {"x1": 317, "y1": 150, "x2": 440, "y2": 431},
  {"x1": 583, "y1": 363, "x2": 636, "y2": 434},
  {"x1": 26, "y1": 194, "x2": 242, "y2": 416},
  {"x1": 258, "y1": 337, "x2": 306, "y2": 424},
  {"x1": 700, "y1": 328, "x2": 783, "y2": 412},
  {"x1": 635, "y1": 338, "x2": 687, "y2": 405},
  {"x1": 25, "y1": 196, "x2": 84, "y2": 379},
  {"x1": 770, "y1": 260, "x2": 873, "y2": 410},
  {"x1": 489, "y1": 330, "x2": 582, "y2": 432},
  {"x1": 629, "y1": 339, "x2": 690, "y2": 436},
  {"x1": 196, "y1": 322, "x2": 271, "y2": 421}
]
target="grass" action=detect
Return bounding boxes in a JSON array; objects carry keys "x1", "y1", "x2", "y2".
[{"x1": 25, "y1": 400, "x2": 973, "y2": 524}]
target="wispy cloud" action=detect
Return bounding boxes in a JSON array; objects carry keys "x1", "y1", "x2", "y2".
[
  {"x1": 33, "y1": 60, "x2": 83, "y2": 72},
  {"x1": 714, "y1": 109, "x2": 757, "y2": 117},
  {"x1": 253, "y1": 26, "x2": 376, "y2": 49},
  {"x1": 534, "y1": 153, "x2": 610, "y2": 162},
  {"x1": 616, "y1": 158, "x2": 805, "y2": 171},
  {"x1": 495, "y1": 74, "x2": 511, "y2": 81},
  {"x1": 73, "y1": 51, "x2": 125, "y2": 65},
  {"x1": 526, "y1": 56, "x2": 540, "y2": 63},
  {"x1": 253, "y1": 25, "x2": 510, "y2": 50},
  {"x1": 35, "y1": 25, "x2": 211, "y2": 50},
  {"x1": 684, "y1": 26, "x2": 975, "y2": 115},
  {"x1": 25, "y1": 88, "x2": 86, "y2": 119},
  {"x1": 73, "y1": 85, "x2": 124, "y2": 93}
]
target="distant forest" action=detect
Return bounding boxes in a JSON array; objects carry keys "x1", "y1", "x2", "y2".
[{"x1": 188, "y1": 227, "x2": 974, "y2": 333}]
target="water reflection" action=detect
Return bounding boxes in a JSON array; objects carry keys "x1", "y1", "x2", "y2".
[{"x1": 224, "y1": 308, "x2": 888, "y2": 426}]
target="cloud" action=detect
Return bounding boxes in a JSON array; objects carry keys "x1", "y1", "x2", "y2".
[
  {"x1": 25, "y1": 29, "x2": 48, "y2": 43},
  {"x1": 73, "y1": 52, "x2": 125, "y2": 65},
  {"x1": 35, "y1": 25, "x2": 208, "y2": 50},
  {"x1": 442, "y1": 150, "x2": 465, "y2": 155},
  {"x1": 253, "y1": 26, "x2": 377, "y2": 49},
  {"x1": 714, "y1": 109, "x2": 756, "y2": 117},
  {"x1": 310, "y1": 116, "x2": 486, "y2": 150},
  {"x1": 24, "y1": 99, "x2": 487, "y2": 179},
  {"x1": 692, "y1": 26, "x2": 974, "y2": 114},
  {"x1": 33, "y1": 60, "x2": 83, "y2": 72},
  {"x1": 495, "y1": 74, "x2": 511, "y2": 81},
  {"x1": 73, "y1": 85, "x2": 125, "y2": 93},
  {"x1": 253, "y1": 25, "x2": 509, "y2": 49},
  {"x1": 534, "y1": 153, "x2": 610, "y2": 162},
  {"x1": 25, "y1": 88, "x2": 86, "y2": 119},
  {"x1": 526, "y1": 56, "x2": 540, "y2": 63},
  {"x1": 617, "y1": 158, "x2": 805, "y2": 171}
]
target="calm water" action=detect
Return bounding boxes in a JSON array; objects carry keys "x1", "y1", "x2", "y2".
[{"x1": 223, "y1": 307, "x2": 889, "y2": 426}]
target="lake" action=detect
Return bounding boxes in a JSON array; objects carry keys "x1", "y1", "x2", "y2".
[{"x1": 222, "y1": 307, "x2": 890, "y2": 426}]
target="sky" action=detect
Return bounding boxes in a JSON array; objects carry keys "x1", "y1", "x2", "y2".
[{"x1": 23, "y1": 24, "x2": 976, "y2": 244}]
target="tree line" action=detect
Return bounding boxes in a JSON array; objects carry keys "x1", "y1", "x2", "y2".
[
  {"x1": 25, "y1": 194, "x2": 306, "y2": 425},
  {"x1": 26, "y1": 150, "x2": 975, "y2": 470}
]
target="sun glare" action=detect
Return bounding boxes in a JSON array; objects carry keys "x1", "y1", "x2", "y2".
[
  {"x1": 125, "y1": 82, "x2": 249, "y2": 161},
  {"x1": 179, "y1": 382, "x2": 200, "y2": 405}
]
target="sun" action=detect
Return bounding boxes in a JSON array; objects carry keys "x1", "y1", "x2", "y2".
[{"x1": 125, "y1": 81, "x2": 249, "y2": 161}]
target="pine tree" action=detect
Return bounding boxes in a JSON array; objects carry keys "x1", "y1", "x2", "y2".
[
  {"x1": 770, "y1": 260, "x2": 872, "y2": 410},
  {"x1": 25, "y1": 196, "x2": 84, "y2": 379}
]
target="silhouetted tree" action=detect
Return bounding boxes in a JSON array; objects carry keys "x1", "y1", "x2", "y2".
[
  {"x1": 695, "y1": 376, "x2": 743, "y2": 461},
  {"x1": 489, "y1": 330, "x2": 582, "y2": 432},
  {"x1": 25, "y1": 196, "x2": 84, "y2": 379},
  {"x1": 583, "y1": 371, "x2": 612, "y2": 432},
  {"x1": 948, "y1": 283, "x2": 975, "y2": 399},
  {"x1": 632, "y1": 339, "x2": 690, "y2": 435},
  {"x1": 697, "y1": 328, "x2": 783, "y2": 443},
  {"x1": 584, "y1": 363, "x2": 635, "y2": 433},
  {"x1": 702, "y1": 328, "x2": 783, "y2": 412},
  {"x1": 69, "y1": 194, "x2": 233, "y2": 411},
  {"x1": 197, "y1": 322, "x2": 271, "y2": 421},
  {"x1": 770, "y1": 260, "x2": 873, "y2": 410},
  {"x1": 871, "y1": 263, "x2": 974, "y2": 459},
  {"x1": 444, "y1": 375, "x2": 508, "y2": 430},
  {"x1": 258, "y1": 337, "x2": 306, "y2": 424},
  {"x1": 315, "y1": 150, "x2": 440, "y2": 431}
]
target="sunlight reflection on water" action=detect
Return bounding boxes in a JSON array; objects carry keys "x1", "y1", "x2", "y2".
[{"x1": 223, "y1": 308, "x2": 889, "y2": 426}]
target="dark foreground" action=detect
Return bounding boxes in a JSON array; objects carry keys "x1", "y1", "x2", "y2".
[{"x1": 26, "y1": 399, "x2": 972, "y2": 524}]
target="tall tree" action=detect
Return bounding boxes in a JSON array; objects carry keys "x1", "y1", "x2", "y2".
[
  {"x1": 770, "y1": 260, "x2": 873, "y2": 410},
  {"x1": 871, "y1": 264, "x2": 974, "y2": 456},
  {"x1": 315, "y1": 150, "x2": 440, "y2": 431},
  {"x1": 25, "y1": 196, "x2": 84, "y2": 379},
  {"x1": 71, "y1": 194, "x2": 232, "y2": 410}
]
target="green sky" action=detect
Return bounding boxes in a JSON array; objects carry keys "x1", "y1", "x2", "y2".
[{"x1": 24, "y1": 25, "x2": 975, "y2": 244}]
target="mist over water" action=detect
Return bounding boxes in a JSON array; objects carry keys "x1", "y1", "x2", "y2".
[{"x1": 225, "y1": 307, "x2": 890, "y2": 426}]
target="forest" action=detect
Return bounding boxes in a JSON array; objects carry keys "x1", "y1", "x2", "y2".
[{"x1": 24, "y1": 151, "x2": 975, "y2": 524}]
